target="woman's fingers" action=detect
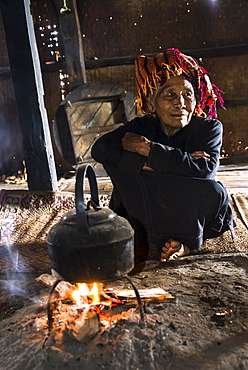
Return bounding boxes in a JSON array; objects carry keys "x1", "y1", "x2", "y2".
[
  {"x1": 122, "y1": 133, "x2": 143, "y2": 149},
  {"x1": 122, "y1": 132, "x2": 151, "y2": 156},
  {"x1": 190, "y1": 151, "x2": 210, "y2": 161},
  {"x1": 142, "y1": 165, "x2": 153, "y2": 171}
]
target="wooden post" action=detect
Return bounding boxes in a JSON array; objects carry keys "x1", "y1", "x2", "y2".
[
  {"x1": 53, "y1": 0, "x2": 87, "y2": 90},
  {"x1": 0, "y1": 0, "x2": 58, "y2": 191}
]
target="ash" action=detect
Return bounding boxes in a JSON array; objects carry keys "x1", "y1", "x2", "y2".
[{"x1": 0, "y1": 254, "x2": 248, "y2": 370}]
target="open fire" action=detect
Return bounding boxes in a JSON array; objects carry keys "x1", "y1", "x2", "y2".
[
  {"x1": 46, "y1": 280, "x2": 128, "y2": 344},
  {"x1": 36, "y1": 273, "x2": 173, "y2": 345},
  {"x1": 71, "y1": 282, "x2": 102, "y2": 305},
  {"x1": 71, "y1": 282, "x2": 123, "y2": 307}
]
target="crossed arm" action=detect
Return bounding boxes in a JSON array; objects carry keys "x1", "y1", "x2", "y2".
[
  {"x1": 91, "y1": 117, "x2": 222, "y2": 179},
  {"x1": 122, "y1": 132, "x2": 210, "y2": 171}
]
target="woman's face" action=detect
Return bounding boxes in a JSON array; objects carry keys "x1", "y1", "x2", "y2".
[{"x1": 150, "y1": 76, "x2": 196, "y2": 135}]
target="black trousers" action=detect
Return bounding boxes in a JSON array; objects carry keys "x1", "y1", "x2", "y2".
[{"x1": 105, "y1": 165, "x2": 235, "y2": 263}]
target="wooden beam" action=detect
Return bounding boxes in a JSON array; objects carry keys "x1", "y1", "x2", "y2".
[
  {"x1": 0, "y1": 0, "x2": 58, "y2": 190},
  {"x1": 53, "y1": 0, "x2": 87, "y2": 90},
  {"x1": 41, "y1": 43, "x2": 248, "y2": 72},
  {"x1": 84, "y1": 44, "x2": 248, "y2": 69},
  {"x1": 222, "y1": 98, "x2": 248, "y2": 107}
]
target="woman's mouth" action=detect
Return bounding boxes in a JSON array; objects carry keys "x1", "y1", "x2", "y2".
[{"x1": 171, "y1": 113, "x2": 187, "y2": 119}]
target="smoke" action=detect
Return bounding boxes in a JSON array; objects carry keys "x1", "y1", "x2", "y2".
[
  {"x1": 0, "y1": 249, "x2": 41, "y2": 304},
  {"x1": 0, "y1": 227, "x2": 40, "y2": 303},
  {"x1": 0, "y1": 243, "x2": 28, "y2": 295},
  {"x1": 6, "y1": 244, "x2": 19, "y2": 270},
  {"x1": 1, "y1": 277, "x2": 27, "y2": 297}
]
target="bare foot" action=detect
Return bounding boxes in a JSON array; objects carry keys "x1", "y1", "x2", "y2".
[{"x1": 161, "y1": 240, "x2": 190, "y2": 262}]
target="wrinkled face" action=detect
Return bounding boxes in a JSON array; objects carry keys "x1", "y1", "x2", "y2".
[{"x1": 150, "y1": 76, "x2": 196, "y2": 134}]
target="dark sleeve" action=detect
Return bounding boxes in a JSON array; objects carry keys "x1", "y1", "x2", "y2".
[
  {"x1": 91, "y1": 118, "x2": 148, "y2": 173},
  {"x1": 147, "y1": 119, "x2": 222, "y2": 179}
]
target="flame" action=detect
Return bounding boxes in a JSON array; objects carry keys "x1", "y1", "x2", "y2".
[{"x1": 71, "y1": 282, "x2": 102, "y2": 306}]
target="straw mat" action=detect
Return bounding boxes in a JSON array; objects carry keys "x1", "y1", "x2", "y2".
[
  {"x1": 0, "y1": 190, "x2": 76, "y2": 273},
  {"x1": 0, "y1": 190, "x2": 247, "y2": 273},
  {"x1": 231, "y1": 194, "x2": 248, "y2": 230}
]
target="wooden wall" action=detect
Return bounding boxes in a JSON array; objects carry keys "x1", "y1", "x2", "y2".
[
  {"x1": 203, "y1": 55, "x2": 248, "y2": 157},
  {"x1": 77, "y1": 0, "x2": 248, "y2": 59}
]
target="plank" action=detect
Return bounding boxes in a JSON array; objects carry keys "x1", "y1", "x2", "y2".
[
  {"x1": 64, "y1": 82, "x2": 132, "y2": 162},
  {"x1": 109, "y1": 288, "x2": 176, "y2": 304}
]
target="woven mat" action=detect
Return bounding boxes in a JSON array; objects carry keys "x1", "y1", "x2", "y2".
[
  {"x1": 193, "y1": 194, "x2": 248, "y2": 256},
  {"x1": 0, "y1": 190, "x2": 75, "y2": 273},
  {"x1": 0, "y1": 190, "x2": 247, "y2": 273},
  {"x1": 231, "y1": 194, "x2": 248, "y2": 230}
]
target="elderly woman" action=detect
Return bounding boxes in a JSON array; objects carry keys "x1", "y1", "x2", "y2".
[{"x1": 91, "y1": 48, "x2": 235, "y2": 265}]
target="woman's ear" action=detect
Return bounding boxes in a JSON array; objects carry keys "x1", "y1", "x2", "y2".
[{"x1": 146, "y1": 95, "x2": 156, "y2": 114}]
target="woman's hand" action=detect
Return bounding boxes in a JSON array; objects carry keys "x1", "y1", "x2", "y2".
[
  {"x1": 122, "y1": 132, "x2": 151, "y2": 157},
  {"x1": 190, "y1": 151, "x2": 210, "y2": 161},
  {"x1": 143, "y1": 164, "x2": 153, "y2": 171}
]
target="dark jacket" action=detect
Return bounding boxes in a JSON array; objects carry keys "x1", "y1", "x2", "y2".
[{"x1": 91, "y1": 115, "x2": 222, "y2": 179}]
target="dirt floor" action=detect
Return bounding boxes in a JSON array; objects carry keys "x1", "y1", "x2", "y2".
[
  {"x1": 0, "y1": 185, "x2": 247, "y2": 370},
  {"x1": 0, "y1": 252, "x2": 247, "y2": 370}
]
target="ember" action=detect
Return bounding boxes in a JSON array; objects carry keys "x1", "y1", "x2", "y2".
[
  {"x1": 44, "y1": 280, "x2": 133, "y2": 344},
  {"x1": 36, "y1": 273, "x2": 173, "y2": 345}
]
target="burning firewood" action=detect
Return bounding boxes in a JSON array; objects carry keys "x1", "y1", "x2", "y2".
[
  {"x1": 37, "y1": 273, "x2": 175, "y2": 345},
  {"x1": 69, "y1": 307, "x2": 101, "y2": 343},
  {"x1": 106, "y1": 288, "x2": 175, "y2": 304},
  {"x1": 36, "y1": 274, "x2": 174, "y2": 304}
]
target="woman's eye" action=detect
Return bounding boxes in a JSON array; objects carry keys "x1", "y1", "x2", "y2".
[
  {"x1": 162, "y1": 92, "x2": 176, "y2": 99},
  {"x1": 159, "y1": 90, "x2": 194, "y2": 101},
  {"x1": 185, "y1": 92, "x2": 194, "y2": 98}
]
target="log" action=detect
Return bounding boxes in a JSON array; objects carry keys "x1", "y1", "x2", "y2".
[
  {"x1": 107, "y1": 288, "x2": 176, "y2": 304},
  {"x1": 36, "y1": 273, "x2": 74, "y2": 299},
  {"x1": 70, "y1": 308, "x2": 100, "y2": 343},
  {"x1": 36, "y1": 274, "x2": 175, "y2": 303}
]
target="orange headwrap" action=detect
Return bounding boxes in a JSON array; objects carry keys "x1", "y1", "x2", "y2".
[{"x1": 135, "y1": 48, "x2": 225, "y2": 118}]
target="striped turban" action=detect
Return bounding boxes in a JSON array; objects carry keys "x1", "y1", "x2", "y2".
[{"x1": 135, "y1": 48, "x2": 225, "y2": 118}]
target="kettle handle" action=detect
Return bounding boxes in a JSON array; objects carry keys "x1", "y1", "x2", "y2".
[{"x1": 75, "y1": 164, "x2": 99, "y2": 234}]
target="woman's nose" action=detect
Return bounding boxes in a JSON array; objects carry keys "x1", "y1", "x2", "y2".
[{"x1": 173, "y1": 94, "x2": 186, "y2": 107}]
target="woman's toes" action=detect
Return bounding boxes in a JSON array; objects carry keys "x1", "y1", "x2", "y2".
[
  {"x1": 163, "y1": 241, "x2": 171, "y2": 251},
  {"x1": 161, "y1": 240, "x2": 181, "y2": 261},
  {"x1": 170, "y1": 240, "x2": 181, "y2": 250},
  {"x1": 168, "y1": 251, "x2": 181, "y2": 261},
  {"x1": 168, "y1": 245, "x2": 190, "y2": 261},
  {"x1": 161, "y1": 241, "x2": 190, "y2": 262}
]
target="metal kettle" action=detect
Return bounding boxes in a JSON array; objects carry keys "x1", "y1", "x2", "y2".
[{"x1": 47, "y1": 164, "x2": 134, "y2": 283}]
